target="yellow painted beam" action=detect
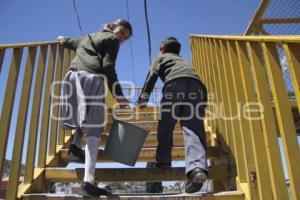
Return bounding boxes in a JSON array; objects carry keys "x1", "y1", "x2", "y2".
[
  {"x1": 0, "y1": 48, "x2": 5, "y2": 73},
  {"x1": 24, "y1": 45, "x2": 48, "y2": 184},
  {"x1": 0, "y1": 48, "x2": 23, "y2": 180},
  {"x1": 190, "y1": 35, "x2": 300, "y2": 43},
  {"x1": 243, "y1": 42, "x2": 273, "y2": 200},
  {"x1": 283, "y1": 43, "x2": 300, "y2": 115},
  {"x1": 78, "y1": 130, "x2": 212, "y2": 148},
  {"x1": 207, "y1": 39, "x2": 221, "y2": 147},
  {"x1": 244, "y1": 0, "x2": 271, "y2": 35},
  {"x1": 212, "y1": 39, "x2": 230, "y2": 153},
  {"x1": 45, "y1": 165, "x2": 229, "y2": 182},
  {"x1": 0, "y1": 40, "x2": 58, "y2": 49},
  {"x1": 262, "y1": 42, "x2": 300, "y2": 200},
  {"x1": 106, "y1": 111, "x2": 159, "y2": 122},
  {"x1": 103, "y1": 121, "x2": 210, "y2": 133},
  {"x1": 18, "y1": 168, "x2": 46, "y2": 198},
  {"x1": 49, "y1": 45, "x2": 64, "y2": 156},
  {"x1": 99, "y1": 131, "x2": 185, "y2": 147},
  {"x1": 6, "y1": 47, "x2": 37, "y2": 200},
  {"x1": 0, "y1": 41, "x2": 58, "y2": 49},
  {"x1": 60, "y1": 147, "x2": 220, "y2": 163},
  {"x1": 59, "y1": 146, "x2": 220, "y2": 164},
  {"x1": 246, "y1": 42, "x2": 288, "y2": 200},
  {"x1": 21, "y1": 191, "x2": 245, "y2": 200},
  {"x1": 226, "y1": 41, "x2": 249, "y2": 184},
  {"x1": 38, "y1": 44, "x2": 57, "y2": 168},
  {"x1": 260, "y1": 17, "x2": 300, "y2": 24},
  {"x1": 218, "y1": 40, "x2": 237, "y2": 163},
  {"x1": 60, "y1": 49, "x2": 73, "y2": 138},
  {"x1": 235, "y1": 41, "x2": 263, "y2": 200}
]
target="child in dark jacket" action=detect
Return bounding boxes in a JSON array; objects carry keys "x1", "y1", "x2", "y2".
[
  {"x1": 137, "y1": 37, "x2": 208, "y2": 193},
  {"x1": 58, "y1": 19, "x2": 132, "y2": 197}
]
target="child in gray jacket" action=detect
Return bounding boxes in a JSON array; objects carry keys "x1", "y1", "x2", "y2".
[{"x1": 58, "y1": 19, "x2": 132, "y2": 197}]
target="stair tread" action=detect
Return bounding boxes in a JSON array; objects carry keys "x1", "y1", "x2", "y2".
[
  {"x1": 59, "y1": 146, "x2": 220, "y2": 164},
  {"x1": 22, "y1": 191, "x2": 244, "y2": 200},
  {"x1": 78, "y1": 130, "x2": 214, "y2": 148},
  {"x1": 45, "y1": 165, "x2": 229, "y2": 182},
  {"x1": 104, "y1": 121, "x2": 211, "y2": 132}
]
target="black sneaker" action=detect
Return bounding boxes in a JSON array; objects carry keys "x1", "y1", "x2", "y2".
[
  {"x1": 185, "y1": 168, "x2": 208, "y2": 193},
  {"x1": 80, "y1": 182, "x2": 112, "y2": 197},
  {"x1": 68, "y1": 144, "x2": 85, "y2": 162}
]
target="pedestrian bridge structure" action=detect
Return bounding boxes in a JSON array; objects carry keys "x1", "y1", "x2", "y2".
[{"x1": 0, "y1": 0, "x2": 299, "y2": 199}]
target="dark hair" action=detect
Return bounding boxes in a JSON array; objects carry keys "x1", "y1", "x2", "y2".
[
  {"x1": 116, "y1": 19, "x2": 133, "y2": 36},
  {"x1": 103, "y1": 19, "x2": 133, "y2": 37},
  {"x1": 160, "y1": 37, "x2": 181, "y2": 54}
]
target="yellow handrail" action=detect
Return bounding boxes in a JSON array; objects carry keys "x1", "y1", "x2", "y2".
[
  {"x1": 1, "y1": 35, "x2": 299, "y2": 199},
  {"x1": 0, "y1": 40, "x2": 58, "y2": 49},
  {"x1": 0, "y1": 41, "x2": 161, "y2": 199},
  {"x1": 190, "y1": 35, "x2": 300, "y2": 200},
  {"x1": 190, "y1": 34, "x2": 300, "y2": 42}
]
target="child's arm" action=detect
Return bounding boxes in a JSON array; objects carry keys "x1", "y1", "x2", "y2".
[
  {"x1": 137, "y1": 58, "x2": 159, "y2": 106},
  {"x1": 102, "y1": 38, "x2": 130, "y2": 108},
  {"x1": 102, "y1": 37, "x2": 124, "y2": 97},
  {"x1": 57, "y1": 36, "x2": 82, "y2": 51}
]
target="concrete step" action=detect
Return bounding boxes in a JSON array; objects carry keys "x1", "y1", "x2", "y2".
[
  {"x1": 45, "y1": 165, "x2": 229, "y2": 182},
  {"x1": 22, "y1": 191, "x2": 245, "y2": 200},
  {"x1": 59, "y1": 146, "x2": 220, "y2": 163}
]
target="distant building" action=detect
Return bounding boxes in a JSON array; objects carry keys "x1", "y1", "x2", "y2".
[{"x1": 0, "y1": 177, "x2": 24, "y2": 199}]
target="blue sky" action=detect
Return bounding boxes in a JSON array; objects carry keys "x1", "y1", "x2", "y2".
[
  {"x1": 2, "y1": 0, "x2": 298, "y2": 180},
  {"x1": 0, "y1": 0, "x2": 261, "y2": 86}
]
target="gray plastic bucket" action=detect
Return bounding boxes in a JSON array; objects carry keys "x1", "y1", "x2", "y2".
[{"x1": 104, "y1": 120, "x2": 149, "y2": 166}]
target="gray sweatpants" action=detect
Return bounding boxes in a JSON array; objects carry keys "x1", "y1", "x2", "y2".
[
  {"x1": 156, "y1": 77, "x2": 208, "y2": 174},
  {"x1": 60, "y1": 69, "x2": 105, "y2": 137}
]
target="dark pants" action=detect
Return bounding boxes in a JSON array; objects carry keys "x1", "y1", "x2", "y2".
[{"x1": 156, "y1": 78, "x2": 208, "y2": 173}]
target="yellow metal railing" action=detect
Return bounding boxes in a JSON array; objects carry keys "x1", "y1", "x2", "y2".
[
  {"x1": 0, "y1": 41, "x2": 73, "y2": 199},
  {"x1": 0, "y1": 41, "x2": 164, "y2": 199},
  {"x1": 190, "y1": 35, "x2": 300, "y2": 200},
  {"x1": 246, "y1": 0, "x2": 300, "y2": 35},
  {"x1": 1, "y1": 35, "x2": 299, "y2": 199}
]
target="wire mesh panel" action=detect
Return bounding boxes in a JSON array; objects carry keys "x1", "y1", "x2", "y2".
[{"x1": 246, "y1": 0, "x2": 300, "y2": 98}]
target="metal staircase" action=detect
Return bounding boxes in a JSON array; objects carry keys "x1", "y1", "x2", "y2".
[{"x1": 1, "y1": 0, "x2": 300, "y2": 196}]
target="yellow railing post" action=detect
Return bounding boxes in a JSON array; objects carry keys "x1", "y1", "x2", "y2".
[
  {"x1": 203, "y1": 38, "x2": 214, "y2": 129},
  {"x1": 197, "y1": 38, "x2": 205, "y2": 79},
  {"x1": 0, "y1": 35, "x2": 299, "y2": 199},
  {"x1": 208, "y1": 39, "x2": 221, "y2": 140},
  {"x1": 283, "y1": 43, "x2": 300, "y2": 111},
  {"x1": 190, "y1": 35, "x2": 300, "y2": 199},
  {"x1": 246, "y1": 41, "x2": 288, "y2": 199},
  {"x1": 0, "y1": 48, "x2": 5, "y2": 73},
  {"x1": 241, "y1": 42, "x2": 272, "y2": 200},
  {"x1": 212, "y1": 39, "x2": 229, "y2": 150},
  {"x1": 0, "y1": 48, "x2": 23, "y2": 180},
  {"x1": 6, "y1": 46, "x2": 37, "y2": 200},
  {"x1": 38, "y1": 44, "x2": 57, "y2": 167},
  {"x1": 262, "y1": 42, "x2": 300, "y2": 200},
  {"x1": 200, "y1": 38, "x2": 208, "y2": 101},
  {"x1": 49, "y1": 45, "x2": 64, "y2": 156},
  {"x1": 235, "y1": 41, "x2": 270, "y2": 199},
  {"x1": 234, "y1": 41, "x2": 260, "y2": 199},
  {"x1": 62, "y1": 49, "x2": 73, "y2": 138},
  {"x1": 226, "y1": 41, "x2": 249, "y2": 187},
  {"x1": 23, "y1": 45, "x2": 48, "y2": 184},
  {"x1": 219, "y1": 40, "x2": 237, "y2": 163}
]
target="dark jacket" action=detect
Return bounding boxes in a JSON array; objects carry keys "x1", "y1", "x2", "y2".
[
  {"x1": 139, "y1": 53, "x2": 206, "y2": 100},
  {"x1": 60, "y1": 30, "x2": 123, "y2": 96}
]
